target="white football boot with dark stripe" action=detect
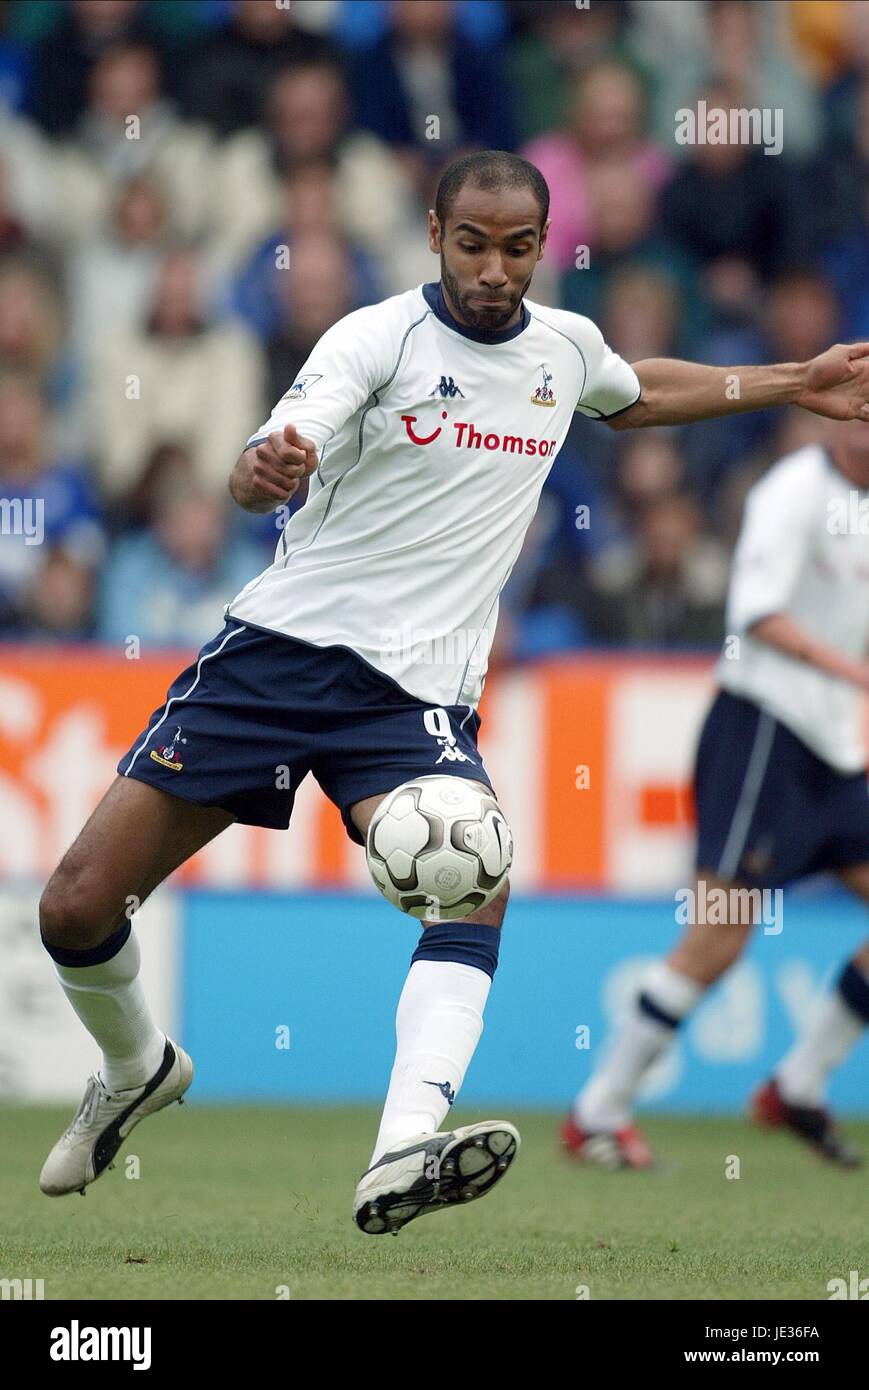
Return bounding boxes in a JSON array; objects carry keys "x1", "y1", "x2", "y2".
[
  {"x1": 353, "y1": 1120, "x2": 520, "y2": 1235},
  {"x1": 39, "y1": 1038, "x2": 193, "y2": 1197}
]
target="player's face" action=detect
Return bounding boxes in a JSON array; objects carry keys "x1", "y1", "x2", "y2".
[{"x1": 429, "y1": 185, "x2": 548, "y2": 332}]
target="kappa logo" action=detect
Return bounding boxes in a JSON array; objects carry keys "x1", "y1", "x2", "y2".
[
  {"x1": 531, "y1": 363, "x2": 556, "y2": 406},
  {"x1": 423, "y1": 1079, "x2": 456, "y2": 1106},
  {"x1": 281, "y1": 373, "x2": 322, "y2": 402},
  {"x1": 430, "y1": 375, "x2": 465, "y2": 399},
  {"x1": 150, "y1": 725, "x2": 187, "y2": 772},
  {"x1": 436, "y1": 742, "x2": 474, "y2": 765},
  {"x1": 422, "y1": 708, "x2": 475, "y2": 765}
]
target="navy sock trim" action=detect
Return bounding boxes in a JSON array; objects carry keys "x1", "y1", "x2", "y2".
[
  {"x1": 838, "y1": 961, "x2": 869, "y2": 1024},
  {"x1": 638, "y1": 990, "x2": 681, "y2": 1030},
  {"x1": 41, "y1": 920, "x2": 132, "y2": 968},
  {"x1": 411, "y1": 921, "x2": 500, "y2": 980}
]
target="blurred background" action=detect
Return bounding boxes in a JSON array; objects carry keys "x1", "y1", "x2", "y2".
[{"x1": 0, "y1": 0, "x2": 866, "y2": 1115}]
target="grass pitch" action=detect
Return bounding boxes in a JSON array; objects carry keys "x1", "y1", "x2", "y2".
[{"x1": 1, "y1": 1104, "x2": 867, "y2": 1300}]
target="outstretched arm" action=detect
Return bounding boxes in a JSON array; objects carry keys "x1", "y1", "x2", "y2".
[{"x1": 607, "y1": 343, "x2": 869, "y2": 430}]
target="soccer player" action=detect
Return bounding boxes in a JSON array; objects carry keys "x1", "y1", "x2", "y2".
[
  {"x1": 37, "y1": 150, "x2": 869, "y2": 1233},
  {"x1": 565, "y1": 416, "x2": 869, "y2": 1169}
]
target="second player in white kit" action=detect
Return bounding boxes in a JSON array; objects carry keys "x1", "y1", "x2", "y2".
[{"x1": 567, "y1": 422, "x2": 869, "y2": 1169}]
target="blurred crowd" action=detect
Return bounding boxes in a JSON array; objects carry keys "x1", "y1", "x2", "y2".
[{"x1": 0, "y1": 0, "x2": 865, "y2": 657}]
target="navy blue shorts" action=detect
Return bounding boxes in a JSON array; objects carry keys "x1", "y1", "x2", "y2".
[
  {"x1": 694, "y1": 690, "x2": 869, "y2": 887},
  {"x1": 118, "y1": 620, "x2": 493, "y2": 845}
]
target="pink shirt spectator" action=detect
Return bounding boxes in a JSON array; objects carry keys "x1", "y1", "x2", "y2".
[{"x1": 521, "y1": 132, "x2": 673, "y2": 273}]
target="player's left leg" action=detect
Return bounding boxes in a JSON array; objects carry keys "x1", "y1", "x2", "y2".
[
  {"x1": 752, "y1": 861, "x2": 869, "y2": 1167},
  {"x1": 348, "y1": 784, "x2": 519, "y2": 1235}
]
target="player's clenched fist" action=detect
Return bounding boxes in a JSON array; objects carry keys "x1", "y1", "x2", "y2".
[{"x1": 229, "y1": 423, "x2": 319, "y2": 513}]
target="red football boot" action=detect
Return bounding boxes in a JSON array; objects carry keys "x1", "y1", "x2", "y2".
[
  {"x1": 561, "y1": 1113, "x2": 654, "y2": 1170},
  {"x1": 751, "y1": 1079, "x2": 862, "y2": 1169}
]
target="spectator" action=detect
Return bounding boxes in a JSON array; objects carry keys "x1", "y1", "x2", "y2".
[
  {"x1": 54, "y1": 41, "x2": 214, "y2": 245},
  {"x1": 97, "y1": 487, "x2": 265, "y2": 650},
  {"x1": 0, "y1": 259, "x2": 65, "y2": 393},
  {"x1": 715, "y1": 405, "x2": 828, "y2": 547},
  {"x1": 0, "y1": 0, "x2": 29, "y2": 115},
  {"x1": 0, "y1": 371, "x2": 102, "y2": 635},
  {"x1": 27, "y1": 0, "x2": 169, "y2": 137},
  {"x1": 0, "y1": 105, "x2": 57, "y2": 245},
  {"x1": 66, "y1": 176, "x2": 167, "y2": 363},
  {"x1": 346, "y1": 0, "x2": 516, "y2": 172},
  {"x1": 681, "y1": 265, "x2": 843, "y2": 504},
  {"x1": 181, "y1": 0, "x2": 339, "y2": 139},
  {"x1": 645, "y1": 0, "x2": 821, "y2": 157},
  {"x1": 105, "y1": 439, "x2": 282, "y2": 559},
  {"x1": 523, "y1": 431, "x2": 687, "y2": 648},
  {"x1": 229, "y1": 158, "x2": 383, "y2": 340},
  {"x1": 522, "y1": 59, "x2": 672, "y2": 274},
  {"x1": 660, "y1": 81, "x2": 799, "y2": 280},
  {"x1": 561, "y1": 158, "x2": 703, "y2": 350},
  {"x1": 822, "y1": 77, "x2": 869, "y2": 337},
  {"x1": 586, "y1": 493, "x2": 728, "y2": 646},
  {"x1": 211, "y1": 59, "x2": 427, "y2": 290},
  {"x1": 701, "y1": 1, "x2": 821, "y2": 157},
  {"x1": 613, "y1": 432, "x2": 685, "y2": 523},
  {"x1": 699, "y1": 255, "x2": 765, "y2": 363},
  {"x1": 87, "y1": 247, "x2": 264, "y2": 500},
  {"x1": 602, "y1": 264, "x2": 682, "y2": 362},
  {"x1": 789, "y1": 0, "x2": 854, "y2": 88},
  {"x1": 510, "y1": 0, "x2": 633, "y2": 145},
  {"x1": 261, "y1": 232, "x2": 358, "y2": 409}
]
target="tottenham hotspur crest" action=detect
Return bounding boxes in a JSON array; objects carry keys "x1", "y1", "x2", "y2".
[
  {"x1": 531, "y1": 363, "x2": 556, "y2": 406},
  {"x1": 150, "y1": 725, "x2": 187, "y2": 772}
]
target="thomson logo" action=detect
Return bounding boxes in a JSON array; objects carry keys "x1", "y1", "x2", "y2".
[
  {"x1": 400, "y1": 413, "x2": 556, "y2": 456},
  {"x1": 50, "y1": 1321, "x2": 151, "y2": 1370},
  {"x1": 0, "y1": 1277, "x2": 44, "y2": 1299}
]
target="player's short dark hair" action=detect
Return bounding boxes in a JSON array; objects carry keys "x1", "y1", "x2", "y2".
[{"x1": 435, "y1": 151, "x2": 550, "y2": 232}]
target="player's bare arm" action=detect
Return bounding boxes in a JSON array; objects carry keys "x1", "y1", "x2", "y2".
[
  {"x1": 749, "y1": 614, "x2": 869, "y2": 693},
  {"x1": 229, "y1": 422, "x2": 319, "y2": 512},
  {"x1": 607, "y1": 343, "x2": 869, "y2": 430}
]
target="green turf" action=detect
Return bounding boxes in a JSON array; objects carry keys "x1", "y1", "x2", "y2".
[{"x1": 1, "y1": 1103, "x2": 867, "y2": 1300}]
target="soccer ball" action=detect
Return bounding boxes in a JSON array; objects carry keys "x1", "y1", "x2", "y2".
[{"x1": 366, "y1": 776, "x2": 513, "y2": 920}]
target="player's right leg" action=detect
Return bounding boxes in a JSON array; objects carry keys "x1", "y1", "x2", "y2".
[
  {"x1": 563, "y1": 873, "x2": 755, "y2": 1168},
  {"x1": 38, "y1": 775, "x2": 233, "y2": 1196},
  {"x1": 752, "y1": 859, "x2": 869, "y2": 1167}
]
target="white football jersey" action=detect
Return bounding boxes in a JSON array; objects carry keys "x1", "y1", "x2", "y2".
[
  {"x1": 718, "y1": 445, "x2": 869, "y2": 772},
  {"x1": 228, "y1": 281, "x2": 640, "y2": 707}
]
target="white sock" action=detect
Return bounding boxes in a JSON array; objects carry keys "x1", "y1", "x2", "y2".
[
  {"x1": 576, "y1": 961, "x2": 704, "y2": 1131},
  {"x1": 369, "y1": 960, "x2": 491, "y2": 1166},
  {"x1": 775, "y1": 985, "x2": 867, "y2": 1107},
  {"x1": 53, "y1": 930, "x2": 166, "y2": 1093}
]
